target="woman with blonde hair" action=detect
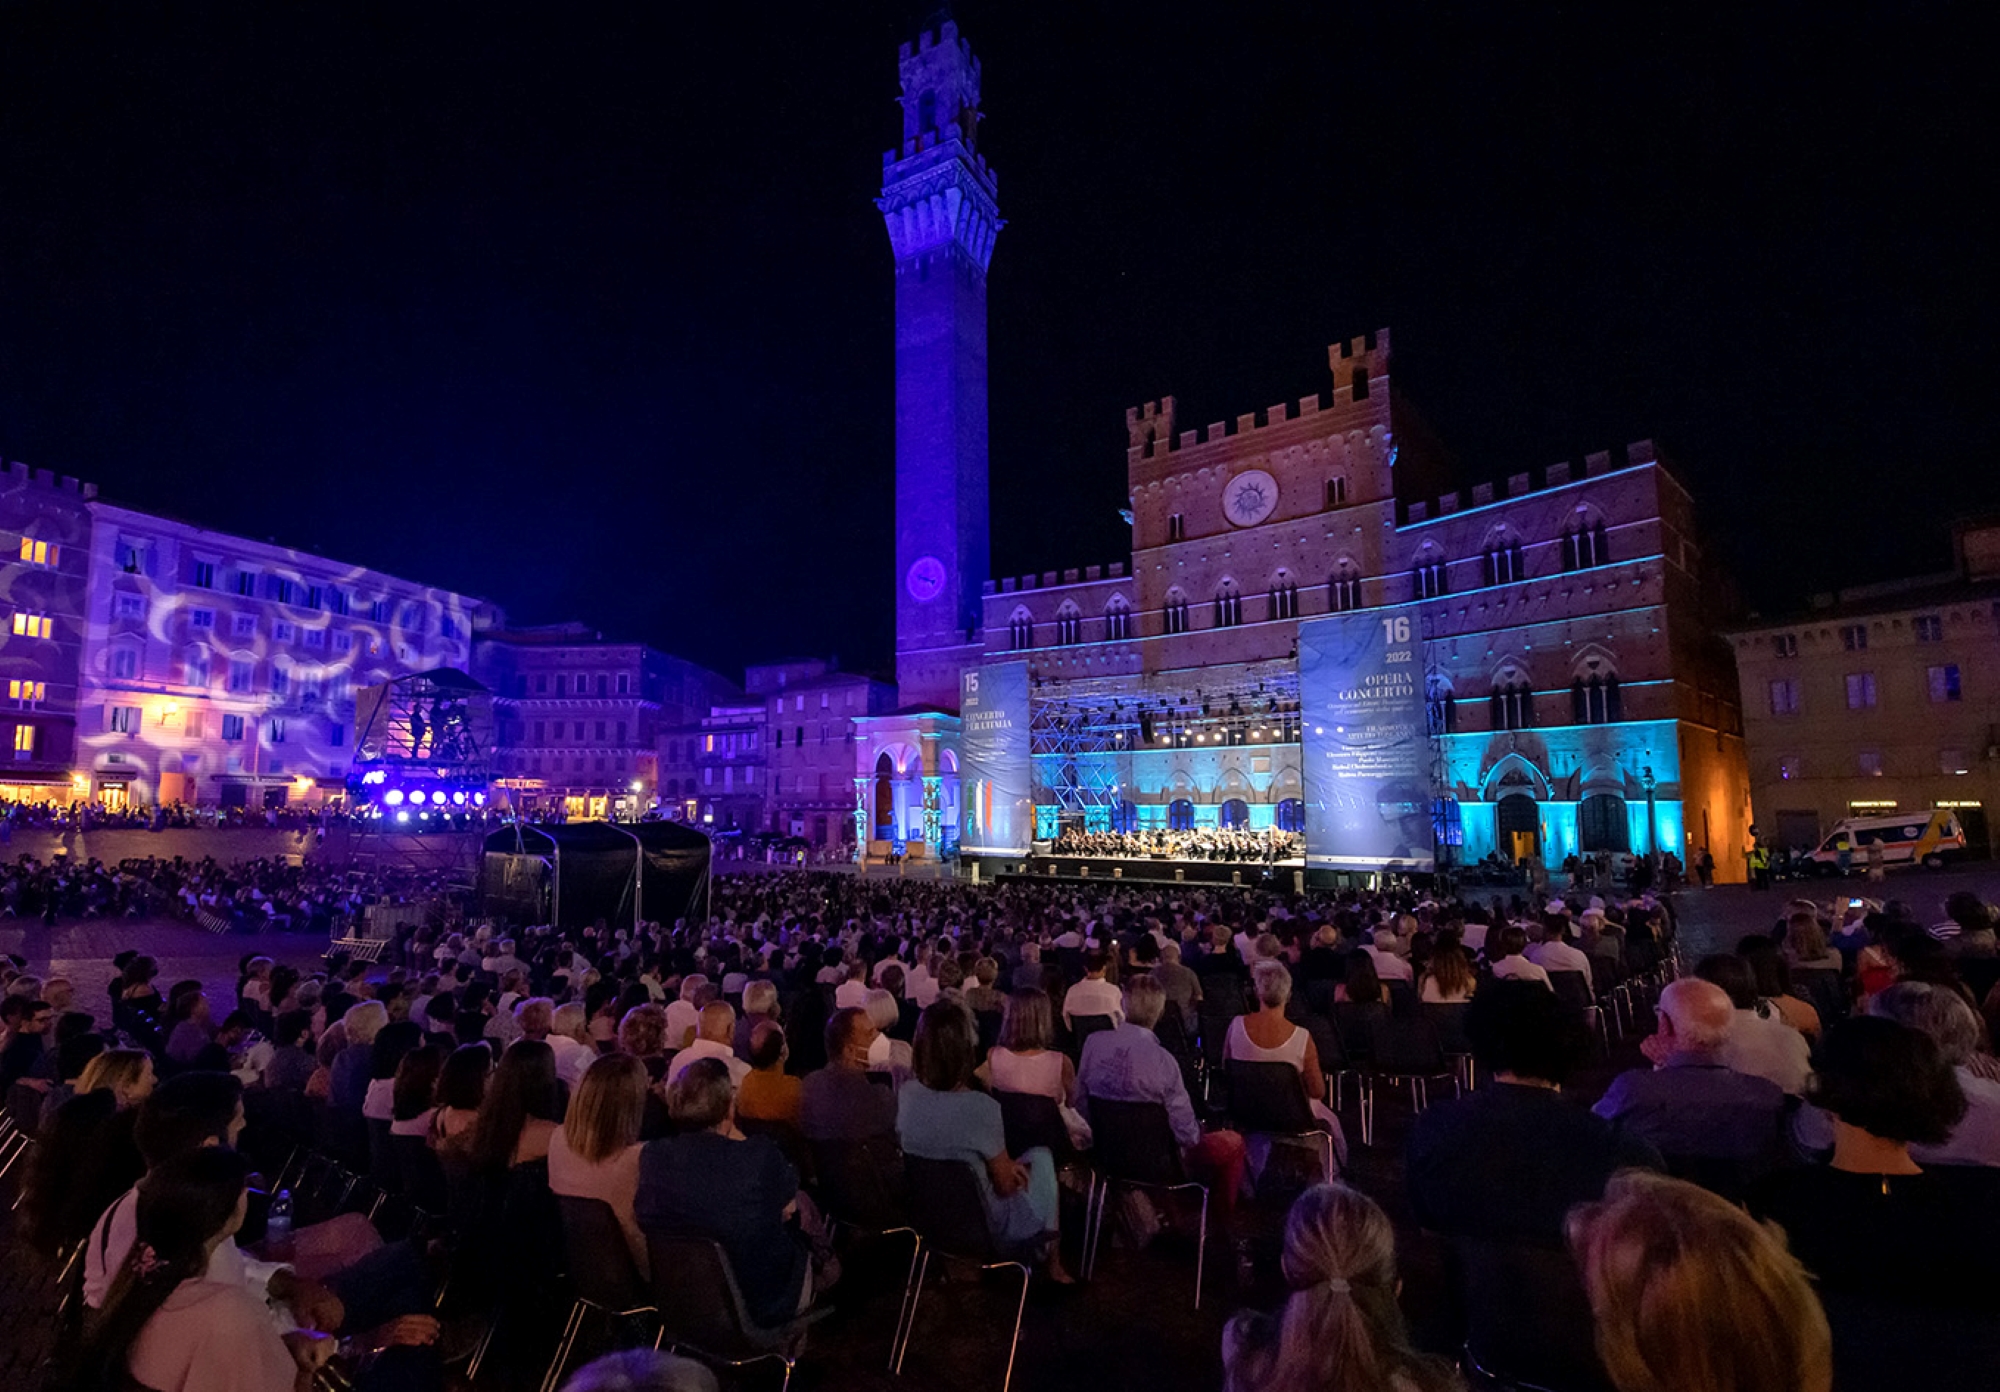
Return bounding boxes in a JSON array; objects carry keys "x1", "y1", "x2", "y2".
[
  {"x1": 1223, "y1": 1182, "x2": 1457, "y2": 1392},
  {"x1": 78, "y1": 1048, "x2": 157, "y2": 1107},
  {"x1": 550, "y1": 1053, "x2": 651, "y2": 1266},
  {"x1": 1569, "y1": 1171, "x2": 1830, "y2": 1392},
  {"x1": 976, "y1": 988, "x2": 1089, "y2": 1148}
]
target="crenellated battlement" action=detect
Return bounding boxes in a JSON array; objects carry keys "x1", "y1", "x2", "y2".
[
  {"x1": 1126, "y1": 329, "x2": 1391, "y2": 466},
  {"x1": 983, "y1": 562, "x2": 1130, "y2": 597},
  {"x1": 5, "y1": 460, "x2": 97, "y2": 498},
  {"x1": 1402, "y1": 439, "x2": 1659, "y2": 524}
]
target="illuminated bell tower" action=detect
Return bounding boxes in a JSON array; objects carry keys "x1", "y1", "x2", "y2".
[{"x1": 879, "y1": 18, "x2": 1001, "y2": 711}]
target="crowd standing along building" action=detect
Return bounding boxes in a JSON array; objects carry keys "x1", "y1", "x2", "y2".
[
  {"x1": 1729, "y1": 519, "x2": 2000, "y2": 860},
  {"x1": 853, "y1": 19, "x2": 1752, "y2": 879}
]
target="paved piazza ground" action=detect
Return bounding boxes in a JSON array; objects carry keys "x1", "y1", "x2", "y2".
[{"x1": 3, "y1": 864, "x2": 1996, "y2": 1391}]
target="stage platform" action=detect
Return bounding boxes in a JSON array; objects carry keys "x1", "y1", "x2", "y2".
[{"x1": 970, "y1": 852, "x2": 1309, "y2": 889}]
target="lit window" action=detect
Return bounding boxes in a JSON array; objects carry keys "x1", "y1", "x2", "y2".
[
  {"x1": 1928, "y1": 664, "x2": 1962, "y2": 703},
  {"x1": 1915, "y1": 615, "x2": 1943, "y2": 643},
  {"x1": 17, "y1": 537, "x2": 56, "y2": 567},
  {"x1": 1845, "y1": 672, "x2": 1877, "y2": 709},
  {"x1": 8, "y1": 680, "x2": 45, "y2": 705},
  {"x1": 12, "y1": 724, "x2": 34, "y2": 758},
  {"x1": 11, "y1": 612, "x2": 53, "y2": 639}
]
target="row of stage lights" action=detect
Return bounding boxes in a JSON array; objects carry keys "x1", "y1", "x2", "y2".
[{"x1": 379, "y1": 788, "x2": 487, "y2": 808}]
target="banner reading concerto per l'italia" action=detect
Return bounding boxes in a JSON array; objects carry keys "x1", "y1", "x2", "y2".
[
  {"x1": 959, "y1": 660, "x2": 1033, "y2": 855},
  {"x1": 1299, "y1": 609, "x2": 1435, "y2": 871}
]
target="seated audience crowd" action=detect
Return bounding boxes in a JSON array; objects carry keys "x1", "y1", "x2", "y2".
[{"x1": 1, "y1": 869, "x2": 1997, "y2": 1392}]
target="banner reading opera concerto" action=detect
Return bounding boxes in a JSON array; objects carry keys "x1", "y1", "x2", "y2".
[
  {"x1": 1299, "y1": 610, "x2": 1435, "y2": 872},
  {"x1": 959, "y1": 660, "x2": 1034, "y2": 855}
]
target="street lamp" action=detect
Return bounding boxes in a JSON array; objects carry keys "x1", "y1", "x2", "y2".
[{"x1": 1640, "y1": 765, "x2": 1658, "y2": 860}]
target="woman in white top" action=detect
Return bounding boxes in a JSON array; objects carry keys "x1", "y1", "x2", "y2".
[
  {"x1": 83, "y1": 1147, "x2": 325, "y2": 1392},
  {"x1": 976, "y1": 988, "x2": 1090, "y2": 1148},
  {"x1": 864, "y1": 989, "x2": 915, "y2": 1072},
  {"x1": 1418, "y1": 944, "x2": 1477, "y2": 1004},
  {"x1": 1225, "y1": 960, "x2": 1347, "y2": 1156}
]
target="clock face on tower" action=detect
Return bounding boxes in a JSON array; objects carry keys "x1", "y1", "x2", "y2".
[
  {"x1": 905, "y1": 555, "x2": 948, "y2": 603},
  {"x1": 1221, "y1": 469, "x2": 1280, "y2": 528}
]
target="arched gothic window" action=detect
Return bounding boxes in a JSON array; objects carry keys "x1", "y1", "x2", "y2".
[
  {"x1": 1007, "y1": 608, "x2": 1034, "y2": 651},
  {"x1": 1562, "y1": 508, "x2": 1611, "y2": 571},
  {"x1": 1214, "y1": 581, "x2": 1244, "y2": 628},
  {"x1": 1268, "y1": 573, "x2": 1299, "y2": 621},
  {"x1": 1105, "y1": 596, "x2": 1133, "y2": 641},
  {"x1": 1164, "y1": 590, "x2": 1190, "y2": 635},
  {"x1": 1054, "y1": 603, "x2": 1082, "y2": 646},
  {"x1": 1329, "y1": 560, "x2": 1362, "y2": 613}
]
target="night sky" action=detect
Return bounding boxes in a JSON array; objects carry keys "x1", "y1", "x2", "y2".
[{"x1": 1, "y1": 3, "x2": 1991, "y2": 681}]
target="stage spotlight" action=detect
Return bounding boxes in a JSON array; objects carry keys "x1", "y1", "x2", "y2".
[
  {"x1": 383, "y1": 789, "x2": 405, "y2": 806},
  {"x1": 395, "y1": 810, "x2": 410, "y2": 823},
  {"x1": 473, "y1": 792, "x2": 487, "y2": 807},
  {"x1": 409, "y1": 789, "x2": 427, "y2": 804},
  {"x1": 451, "y1": 791, "x2": 467, "y2": 806}
]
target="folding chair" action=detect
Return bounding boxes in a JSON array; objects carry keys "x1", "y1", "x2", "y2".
[
  {"x1": 895, "y1": 1156, "x2": 1035, "y2": 1392},
  {"x1": 542, "y1": 1196, "x2": 658, "y2": 1392},
  {"x1": 1083, "y1": 1097, "x2": 1210, "y2": 1308},
  {"x1": 1223, "y1": 1059, "x2": 1338, "y2": 1180},
  {"x1": 648, "y1": 1233, "x2": 828, "y2": 1392}
]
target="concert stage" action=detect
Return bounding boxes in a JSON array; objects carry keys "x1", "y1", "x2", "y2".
[{"x1": 970, "y1": 851, "x2": 1309, "y2": 889}]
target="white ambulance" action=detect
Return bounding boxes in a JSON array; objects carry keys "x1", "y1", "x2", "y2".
[{"x1": 1804, "y1": 809, "x2": 1966, "y2": 873}]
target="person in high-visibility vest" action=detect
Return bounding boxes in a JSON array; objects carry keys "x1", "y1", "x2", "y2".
[{"x1": 1748, "y1": 842, "x2": 1772, "y2": 891}]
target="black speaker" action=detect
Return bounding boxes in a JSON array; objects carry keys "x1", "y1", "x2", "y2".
[{"x1": 1139, "y1": 709, "x2": 1157, "y2": 742}]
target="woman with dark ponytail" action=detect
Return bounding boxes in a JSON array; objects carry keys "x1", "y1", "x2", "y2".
[
  {"x1": 76, "y1": 1147, "x2": 331, "y2": 1392},
  {"x1": 1223, "y1": 1182, "x2": 1461, "y2": 1392}
]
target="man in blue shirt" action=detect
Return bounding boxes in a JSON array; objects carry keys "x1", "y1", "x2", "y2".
[{"x1": 1076, "y1": 976, "x2": 1247, "y2": 1228}]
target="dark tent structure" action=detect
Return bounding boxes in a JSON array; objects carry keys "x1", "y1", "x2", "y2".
[{"x1": 480, "y1": 821, "x2": 710, "y2": 930}]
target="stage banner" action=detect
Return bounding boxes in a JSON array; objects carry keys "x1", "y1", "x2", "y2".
[
  {"x1": 1299, "y1": 609, "x2": 1435, "y2": 871},
  {"x1": 960, "y1": 661, "x2": 1033, "y2": 854}
]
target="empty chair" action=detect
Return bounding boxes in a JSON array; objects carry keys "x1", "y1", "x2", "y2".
[
  {"x1": 807, "y1": 1134, "x2": 920, "y2": 1369},
  {"x1": 994, "y1": 1090, "x2": 1082, "y2": 1168},
  {"x1": 388, "y1": 1134, "x2": 450, "y2": 1216},
  {"x1": 1082, "y1": 1097, "x2": 1210, "y2": 1308},
  {"x1": 1371, "y1": 1015, "x2": 1462, "y2": 1115},
  {"x1": 1547, "y1": 971, "x2": 1607, "y2": 1051},
  {"x1": 544, "y1": 1196, "x2": 658, "y2": 1392},
  {"x1": 648, "y1": 1233, "x2": 828, "y2": 1392},
  {"x1": 1424, "y1": 1002, "x2": 1476, "y2": 1090},
  {"x1": 1332, "y1": 999, "x2": 1388, "y2": 1066},
  {"x1": 1224, "y1": 1059, "x2": 1339, "y2": 1182},
  {"x1": 895, "y1": 1156, "x2": 1035, "y2": 1392}
]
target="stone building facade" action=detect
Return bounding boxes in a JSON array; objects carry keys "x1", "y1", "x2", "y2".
[
  {"x1": 1729, "y1": 520, "x2": 2000, "y2": 858},
  {"x1": 476, "y1": 623, "x2": 733, "y2": 820},
  {"x1": 74, "y1": 501, "x2": 495, "y2": 810},
  {"x1": 853, "y1": 19, "x2": 1751, "y2": 877},
  {"x1": 0, "y1": 463, "x2": 96, "y2": 802},
  {"x1": 749, "y1": 660, "x2": 897, "y2": 849}
]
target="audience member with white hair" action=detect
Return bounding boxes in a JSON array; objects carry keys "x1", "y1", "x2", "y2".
[{"x1": 1593, "y1": 979, "x2": 1787, "y2": 1175}]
